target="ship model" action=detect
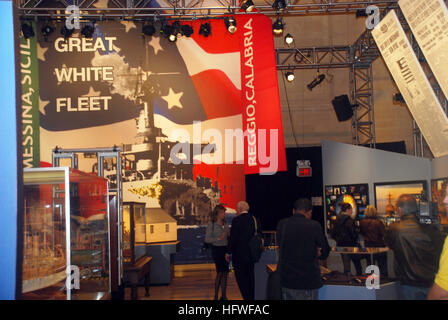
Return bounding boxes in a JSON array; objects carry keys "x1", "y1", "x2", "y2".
[{"x1": 22, "y1": 200, "x2": 66, "y2": 294}]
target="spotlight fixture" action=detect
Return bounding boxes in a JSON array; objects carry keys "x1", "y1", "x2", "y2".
[
  {"x1": 224, "y1": 17, "x2": 237, "y2": 34},
  {"x1": 284, "y1": 33, "x2": 294, "y2": 46},
  {"x1": 356, "y1": 9, "x2": 368, "y2": 17},
  {"x1": 181, "y1": 24, "x2": 194, "y2": 37},
  {"x1": 272, "y1": 0, "x2": 287, "y2": 11},
  {"x1": 60, "y1": 25, "x2": 74, "y2": 40},
  {"x1": 393, "y1": 93, "x2": 405, "y2": 103},
  {"x1": 41, "y1": 24, "x2": 54, "y2": 40},
  {"x1": 285, "y1": 71, "x2": 295, "y2": 82},
  {"x1": 171, "y1": 21, "x2": 182, "y2": 38},
  {"x1": 21, "y1": 23, "x2": 35, "y2": 39},
  {"x1": 272, "y1": 18, "x2": 284, "y2": 35},
  {"x1": 307, "y1": 73, "x2": 326, "y2": 91},
  {"x1": 199, "y1": 22, "x2": 212, "y2": 37},
  {"x1": 142, "y1": 24, "x2": 156, "y2": 36},
  {"x1": 160, "y1": 22, "x2": 173, "y2": 39},
  {"x1": 81, "y1": 24, "x2": 95, "y2": 38},
  {"x1": 241, "y1": 0, "x2": 255, "y2": 12}
]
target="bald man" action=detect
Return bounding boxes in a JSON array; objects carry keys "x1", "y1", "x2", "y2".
[{"x1": 229, "y1": 201, "x2": 261, "y2": 300}]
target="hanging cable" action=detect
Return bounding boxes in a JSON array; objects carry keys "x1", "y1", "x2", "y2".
[{"x1": 281, "y1": 70, "x2": 299, "y2": 148}]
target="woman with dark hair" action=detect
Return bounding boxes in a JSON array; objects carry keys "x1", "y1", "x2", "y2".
[
  {"x1": 331, "y1": 202, "x2": 363, "y2": 276},
  {"x1": 205, "y1": 204, "x2": 230, "y2": 300}
]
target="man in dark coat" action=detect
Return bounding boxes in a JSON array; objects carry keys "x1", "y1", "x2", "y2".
[
  {"x1": 229, "y1": 201, "x2": 260, "y2": 300},
  {"x1": 276, "y1": 198, "x2": 330, "y2": 300},
  {"x1": 385, "y1": 194, "x2": 444, "y2": 300}
]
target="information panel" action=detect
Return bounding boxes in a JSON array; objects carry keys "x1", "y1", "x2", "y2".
[
  {"x1": 399, "y1": 0, "x2": 448, "y2": 100},
  {"x1": 372, "y1": 10, "x2": 448, "y2": 158}
]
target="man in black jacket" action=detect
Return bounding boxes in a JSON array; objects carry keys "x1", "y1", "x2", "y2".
[
  {"x1": 276, "y1": 198, "x2": 330, "y2": 300},
  {"x1": 229, "y1": 201, "x2": 260, "y2": 300},
  {"x1": 385, "y1": 194, "x2": 444, "y2": 300}
]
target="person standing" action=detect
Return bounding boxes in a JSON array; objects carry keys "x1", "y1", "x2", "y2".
[
  {"x1": 229, "y1": 201, "x2": 260, "y2": 300},
  {"x1": 331, "y1": 202, "x2": 363, "y2": 276},
  {"x1": 385, "y1": 194, "x2": 444, "y2": 300},
  {"x1": 359, "y1": 205, "x2": 388, "y2": 278},
  {"x1": 276, "y1": 198, "x2": 329, "y2": 300},
  {"x1": 205, "y1": 204, "x2": 230, "y2": 300}
]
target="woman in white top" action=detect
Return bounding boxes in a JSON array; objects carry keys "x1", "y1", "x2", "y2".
[{"x1": 205, "y1": 204, "x2": 230, "y2": 300}]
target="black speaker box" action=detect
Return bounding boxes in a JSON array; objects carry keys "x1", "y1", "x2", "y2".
[{"x1": 331, "y1": 95, "x2": 353, "y2": 122}]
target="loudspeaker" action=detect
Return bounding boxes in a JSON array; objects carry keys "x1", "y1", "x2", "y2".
[{"x1": 331, "y1": 95, "x2": 353, "y2": 122}]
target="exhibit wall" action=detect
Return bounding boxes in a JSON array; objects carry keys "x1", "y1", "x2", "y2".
[
  {"x1": 322, "y1": 140, "x2": 432, "y2": 227},
  {"x1": 432, "y1": 155, "x2": 448, "y2": 179}
]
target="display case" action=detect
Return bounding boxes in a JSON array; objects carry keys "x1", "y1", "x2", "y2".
[
  {"x1": 123, "y1": 202, "x2": 147, "y2": 265},
  {"x1": 22, "y1": 167, "x2": 111, "y2": 300}
]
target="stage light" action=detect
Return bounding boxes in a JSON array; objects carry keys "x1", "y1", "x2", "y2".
[
  {"x1": 21, "y1": 23, "x2": 35, "y2": 39},
  {"x1": 356, "y1": 9, "x2": 368, "y2": 17},
  {"x1": 393, "y1": 93, "x2": 405, "y2": 103},
  {"x1": 199, "y1": 22, "x2": 211, "y2": 37},
  {"x1": 272, "y1": 0, "x2": 287, "y2": 11},
  {"x1": 181, "y1": 24, "x2": 194, "y2": 37},
  {"x1": 171, "y1": 21, "x2": 182, "y2": 38},
  {"x1": 224, "y1": 17, "x2": 237, "y2": 34},
  {"x1": 307, "y1": 73, "x2": 326, "y2": 91},
  {"x1": 284, "y1": 33, "x2": 294, "y2": 45},
  {"x1": 142, "y1": 24, "x2": 156, "y2": 36},
  {"x1": 272, "y1": 18, "x2": 283, "y2": 35},
  {"x1": 160, "y1": 22, "x2": 173, "y2": 40},
  {"x1": 285, "y1": 71, "x2": 295, "y2": 82},
  {"x1": 41, "y1": 24, "x2": 54, "y2": 39},
  {"x1": 241, "y1": 0, "x2": 255, "y2": 12},
  {"x1": 81, "y1": 24, "x2": 95, "y2": 38},
  {"x1": 60, "y1": 25, "x2": 74, "y2": 40}
]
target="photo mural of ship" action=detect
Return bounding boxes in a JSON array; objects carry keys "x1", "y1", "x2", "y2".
[{"x1": 35, "y1": 2, "x2": 285, "y2": 263}]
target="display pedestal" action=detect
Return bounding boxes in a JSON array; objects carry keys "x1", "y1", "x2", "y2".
[
  {"x1": 319, "y1": 281, "x2": 399, "y2": 300},
  {"x1": 265, "y1": 263, "x2": 399, "y2": 300},
  {"x1": 255, "y1": 250, "x2": 279, "y2": 300},
  {"x1": 124, "y1": 255, "x2": 152, "y2": 300},
  {"x1": 146, "y1": 241, "x2": 180, "y2": 285}
]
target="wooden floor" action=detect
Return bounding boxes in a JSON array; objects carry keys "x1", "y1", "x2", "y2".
[{"x1": 125, "y1": 264, "x2": 243, "y2": 300}]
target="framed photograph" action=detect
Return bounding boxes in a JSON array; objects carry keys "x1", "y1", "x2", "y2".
[
  {"x1": 431, "y1": 178, "x2": 448, "y2": 225},
  {"x1": 374, "y1": 181, "x2": 427, "y2": 218},
  {"x1": 324, "y1": 183, "x2": 369, "y2": 233}
]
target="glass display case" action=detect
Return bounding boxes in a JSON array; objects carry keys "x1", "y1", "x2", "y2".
[
  {"x1": 22, "y1": 167, "x2": 111, "y2": 300},
  {"x1": 123, "y1": 202, "x2": 147, "y2": 265}
]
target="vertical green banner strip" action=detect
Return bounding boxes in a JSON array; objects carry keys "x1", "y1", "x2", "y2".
[{"x1": 20, "y1": 21, "x2": 40, "y2": 168}]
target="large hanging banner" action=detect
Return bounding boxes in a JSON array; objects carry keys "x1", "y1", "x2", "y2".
[
  {"x1": 399, "y1": 0, "x2": 448, "y2": 101},
  {"x1": 372, "y1": 10, "x2": 448, "y2": 158},
  {"x1": 20, "y1": 21, "x2": 40, "y2": 168},
  {"x1": 38, "y1": 15, "x2": 286, "y2": 213},
  {"x1": 239, "y1": 15, "x2": 287, "y2": 175}
]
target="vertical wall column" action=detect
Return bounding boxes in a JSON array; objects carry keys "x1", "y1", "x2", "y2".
[{"x1": 0, "y1": 0, "x2": 23, "y2": 300}]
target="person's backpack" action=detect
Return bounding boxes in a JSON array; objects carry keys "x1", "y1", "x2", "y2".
[{"x1": 248, "y1": 215, "x2": 264, "y2": 263}]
